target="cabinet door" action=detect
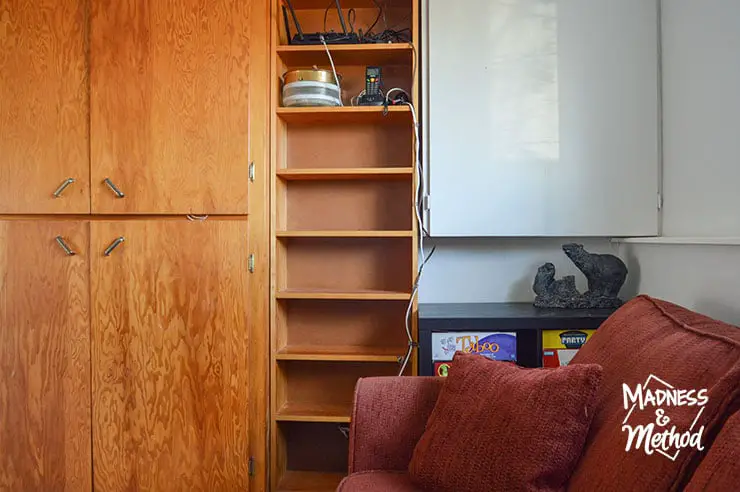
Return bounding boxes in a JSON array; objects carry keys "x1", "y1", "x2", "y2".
[
  {"x1": 0, "y1": 1, "x2": 90, "y2": 213},
  {"x1": 91, "y1": 220, "x2": 250, "y2": 491},
  {"x1": 90, "y1": 1, "x2": 252, "y2": 214},
  {"x1": 0, "y1": 220, "x2": 91, "y2": 490}
]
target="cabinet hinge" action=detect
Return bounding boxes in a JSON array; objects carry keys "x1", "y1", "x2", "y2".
[
  {"x1": 422, "y1": 194, "x2": 430, "y2": 212},
  {"x1": 248, "y1": 254, "x2": 255, "y2": 273},
  {"x1": 657, "y1": 192, "x2": 663, "y2": 210},
  {"x1": 248, "y1": 457, "x2": 255, "y2": 476},
  {"x1": 248, "y1": 162, "x2": 255, "y2": 182}
]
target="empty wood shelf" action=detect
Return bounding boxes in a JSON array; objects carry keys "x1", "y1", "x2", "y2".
[
  {"x1": 277, "y1": 43, "x2": 412, "y2": 67},
  {"x1": 277, "y1": 106, "x2": 411, "y2": 124},
  {"x1": 276, "y1": 345, "x2": 404, "y2": 362},
  {"x1": 282, "y1": 179, "x2": 412, "y2": 231},
  {"x1": 277, "y1": 300, "x2": 410, "y2": 353},
  {"x1": 277, "y1": 230, "x2": 413, "y2": 238},
  {"x1": 277, "y1": 167, "x2": 413, "y2": 180},
  {"x1": 277, "y1": 289, "x2": 411, "y2": 300},
  {"x1": 277, "y1": 471, "x2": 346, "y2": 492},
  {"x1": 275, "y1": 401, "x2": 352, "y2": 423}
]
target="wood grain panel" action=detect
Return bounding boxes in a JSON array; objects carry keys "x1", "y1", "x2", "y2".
[
  {"x1": 0, "y1": 1, "x2": 90, "y2": 213},
  {"x1": 90, "y1": 0, "x2": 251, "y2": 214},
  {"x1": 286, "y1": 123, "x2": 411, "y2": 169},
  {"x1": 0, "y1": 220, "x2": 91, "y2": 490},
  {"x1": 279, "y1": 300, "x2": 408, "y2": 352},
  {"x1": 284, "y1": 237, "x2": 412, "y2": 292},
  {"x1": 285, "y1": 180, "x2": 412, "y2": 231},
  {"x1": 91, "y1": 220, "x2": 250, "y2": 491}
]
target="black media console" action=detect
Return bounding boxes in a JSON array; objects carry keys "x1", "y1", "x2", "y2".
[{"x1": 418, "y1": 302, "x2": 617, "y2": 377}]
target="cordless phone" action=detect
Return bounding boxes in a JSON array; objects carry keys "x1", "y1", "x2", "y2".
[{"x1": 358, "y1": 66, "x2": 385, "y2": 106}]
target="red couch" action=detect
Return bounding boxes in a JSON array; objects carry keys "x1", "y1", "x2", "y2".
[{"x1": 338, "y1": 296, "x2": 740, "y2": 492}]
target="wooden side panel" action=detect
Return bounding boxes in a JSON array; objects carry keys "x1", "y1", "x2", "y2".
[
  {"x1": 0, "y1": 221, "x2": 91, "y2": 490},
  {"x1": 90, "y1": 0, "x2": 251, "y2": 214},
  {"x1": 0, "y1": 1, "x2": 90, "y2": 214},
  {"x1": 91, "y1": 220, "x2": 250, "y2": 491}
]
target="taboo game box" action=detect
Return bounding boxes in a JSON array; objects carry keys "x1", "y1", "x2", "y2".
[{"x1": 431, "y1": 331, "x2": 517, "y2": 377}]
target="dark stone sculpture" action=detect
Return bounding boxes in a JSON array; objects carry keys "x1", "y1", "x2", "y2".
[{"x1": 533, "y1": 243, "x2": 628, "y2": 309}]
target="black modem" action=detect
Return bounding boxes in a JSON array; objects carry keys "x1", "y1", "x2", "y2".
[{"x1": 284, "y1": 0, "x2": 359, "y2": 45}]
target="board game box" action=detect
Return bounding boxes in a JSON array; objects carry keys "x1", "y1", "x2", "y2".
[
  {"x1": 541, "y1": 329, "x2": 595, "y2": 367},
  {"x1": 431, "y1": 331, "x2": 517, "y2": 376}
]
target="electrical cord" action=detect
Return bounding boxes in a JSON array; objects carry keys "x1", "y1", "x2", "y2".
[
  {"x1": 365, "y1": 0, "x2": 384, "y2": 36},
  {"x1": 320, "y1": 35, "x2": 343, "y2": 106},
  {"x1": 390, "y1": 95, "x2": 433, "y2": 376}
]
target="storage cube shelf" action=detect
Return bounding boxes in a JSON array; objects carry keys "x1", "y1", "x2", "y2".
[
  {"x1": 281, "y1": 180, "x2": 412, "y2": 231},
  {"x1": 284, "y1": 123, "x2": 412, "y2": 169},
  {"x1": 271, "y1": 0, "x2": 418, "y2": 489},
  {"x1": 277, "y1": 423, "x2": 351, "y2": 491}
]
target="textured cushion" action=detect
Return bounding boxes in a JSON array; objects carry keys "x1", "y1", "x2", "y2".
[
  {"x1": 349, "y1": 377, "x2": 445, "y2": 473},
  {"x1": 685, "y1": 409, "x2": 740, "y2": 492},
  {"x1": 567, "y1": 295, "x2": 740, "y2": 492},
  {"x1": 337, "y1": 471, "x2": 421, "y2": 492},
  {"x1": 408, "y1": 352, "x2": 603, "y2": 492}
]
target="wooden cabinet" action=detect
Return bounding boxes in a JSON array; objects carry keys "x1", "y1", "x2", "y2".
[
  {"x1": 1, "y1": 0, "x2": 269, "y2": 488},
  {"x1": 0, "y1": 220, "x2": 91, "y2": 490},
  {"x1": 89, "y1": 0, "x2": 253, "y2": 215},
  {"x1": 0, "y1": 220, "x2": 258, "y2": 491},
  {"x1": 90, "y1": 220, "x2": 252, "y2": 491},
  {"x1": 0, "y1": 0, "x2": 90, "y2": 214}
]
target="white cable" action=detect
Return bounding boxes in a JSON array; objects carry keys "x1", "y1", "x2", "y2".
[
  {"x1": 320, "y1": 36, "x2": 343, "y2": 106},
  {"x1": 397, "y1": 98, "x2": 431, "y2": 376},
  {"x1": 385, "y1": 87, "x2": 410, "y2": 103}
]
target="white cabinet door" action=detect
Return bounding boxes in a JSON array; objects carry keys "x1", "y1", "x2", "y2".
[{"x1": 424, "y1": 0, "x2": 660, "y2": 237}]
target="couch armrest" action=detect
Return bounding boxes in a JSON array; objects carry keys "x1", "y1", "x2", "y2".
[{"x1": 348, "y1": 376, "x2": 444, "y2": 474}]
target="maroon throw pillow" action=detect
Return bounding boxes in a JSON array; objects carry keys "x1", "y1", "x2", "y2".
[
  {"x1": 566, "y1": 295, "x2": 740, "y2": 492},
  {"x1": 408, "y1": 352, "x2": 603, "y2": 492}
]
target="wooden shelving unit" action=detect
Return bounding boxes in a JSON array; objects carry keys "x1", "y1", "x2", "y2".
[{"x1": 270, "y1": 0, "x2": 419, "y2": 489}]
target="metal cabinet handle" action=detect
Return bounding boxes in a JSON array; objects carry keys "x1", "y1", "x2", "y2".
[
  {"x1": 103, "y1": 178, "x2": 125, "y2": 198},
  {"x1": 55, "y1": 236, "x2": 76, "y2": 256},
  {"x1": 104, "y1": 237, "x2": 125, "y2": 256},
  {"x1": 53, "y1": 178, "x2": 75, "y2": 198}
]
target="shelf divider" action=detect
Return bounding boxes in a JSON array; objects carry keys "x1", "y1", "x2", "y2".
[
  {"x1": 277, "y1": 289, "x2": 412, "y2": 301},
  {"x1": 276, "y1": 345, "x2": 404, "y2": 362},
  {"x1": 277, "y1": 43, "x2": 413, "y2": 66},
  {"x1": 277, "y1": 167, "x2": 413, "y2": 181},
  {"x1": 277, "y1": 230, "x2": 413, "y2": 238},
  {"x1": 276, "y1": 106, "x2": 411, "y2": 124},
  {"x1": 277, "y1": 471, "x2": 346, "y2": 492},
  {"x1": 275, "y1": 401, "x2": 352, "y2": 423}
]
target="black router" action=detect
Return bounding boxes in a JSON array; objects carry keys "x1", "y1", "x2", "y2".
[{"x1": 283, "y1": 0, "x2": 359, "y2": 45}]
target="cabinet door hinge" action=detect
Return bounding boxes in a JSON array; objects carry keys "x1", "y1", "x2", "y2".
[
  {"x1": 248, "y1": 253, "x2": 255, "y2": 273},
  {"x1": 657, "y1": 192, "x2": 663, "y2": 210},
  {"x1": 248, "y1": 457, "x2": 255, "y2": 476},
  {"x1": 422, "y1": 194, "x2": 430, "y2": 212},
  {"x1": 248, "y1": 162, "x2": 255, "y2": 182}
]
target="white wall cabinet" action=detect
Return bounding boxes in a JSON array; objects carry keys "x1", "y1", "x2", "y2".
[{"x1": 423, "y1": 0, "x2": 661, "y2": 237}]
